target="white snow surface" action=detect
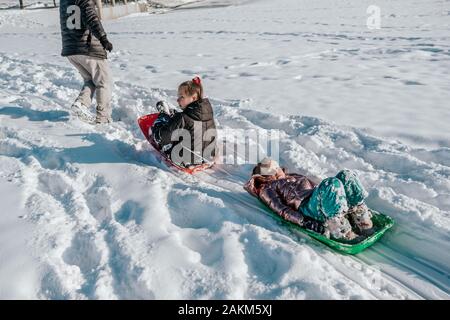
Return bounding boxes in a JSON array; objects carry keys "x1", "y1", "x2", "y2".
[
  {"x1": 0, "y1": 0, "x2": 449, "y2": 299},
  {"x1": 0, "y1": 1, "x2": 57, "y2": 9}
]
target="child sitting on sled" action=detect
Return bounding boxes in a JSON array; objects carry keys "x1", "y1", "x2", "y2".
[
  {"x1": 244, "y1": 158, "x2": 374, "y2": 240},
  {"x1": 152, "y1": 77, "x2": 217, "y2": 167}
]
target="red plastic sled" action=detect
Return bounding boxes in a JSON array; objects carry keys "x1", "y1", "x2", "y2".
[{"x1": 137, "y1": 113, "x2": 213, "y2": 174}]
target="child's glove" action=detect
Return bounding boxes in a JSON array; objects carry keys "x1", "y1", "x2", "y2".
[
  {"x1": 156, "y1": 101, "x2": 175, "y2": 116},
  {"x1": 303, "y1": 219, "x2": 325, "y2": 234},
  {"x1": 287, "y1": 210, "x2": 325, "y2": 234}
]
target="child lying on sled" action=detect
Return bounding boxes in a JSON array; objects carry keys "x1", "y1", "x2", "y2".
[{"x1": 244, "y1": 158, "x2": 374, "y2": 240}]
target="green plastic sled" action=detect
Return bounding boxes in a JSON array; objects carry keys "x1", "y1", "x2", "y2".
[{"x1": 263, "y1": 203, "x2": 394, "y2": 254}]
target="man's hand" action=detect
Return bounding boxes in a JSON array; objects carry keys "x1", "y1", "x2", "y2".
[{"x1": 100, "y1": 35, "x2": 113, "y2": 52}]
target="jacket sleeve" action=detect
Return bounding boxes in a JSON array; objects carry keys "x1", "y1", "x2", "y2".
[
  {"x1": 75, "y1": 0, "x2": 106, "y2": 40},
  {"x1": 158, "y1": 113, "x2": 185, "y2": 146},
  {"x1": 259, "y1": 182, "x2": 305, "y2": 226}
]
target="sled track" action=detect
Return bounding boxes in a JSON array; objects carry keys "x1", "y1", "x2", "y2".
[
  {"x1": 142, "y1": 152, "x2": 449, "y2": 299},
  {"x1": 192, "y1": 167, "x2": 450, "y2": 299}
]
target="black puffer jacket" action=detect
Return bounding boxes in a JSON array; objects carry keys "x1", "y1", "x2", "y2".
[
  {"x1": 60, "y1": 0, "x2": 107, "y2": 59},
  {"x1": 155, "y1": 98, "x2": 217, "y2": 165}
]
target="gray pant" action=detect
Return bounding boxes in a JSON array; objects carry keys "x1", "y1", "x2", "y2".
[{"x1": 67, "y1": 55, "x2": 112, "y2": 121}]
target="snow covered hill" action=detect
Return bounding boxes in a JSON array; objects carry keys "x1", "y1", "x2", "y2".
[{"x1": 0, "y1": 0, "x2": 449, "y2": 299}]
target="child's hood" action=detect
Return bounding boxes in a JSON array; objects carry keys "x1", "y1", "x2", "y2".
[{"x1": 183, "y1": 98, "x2": 214, "y2": 121}]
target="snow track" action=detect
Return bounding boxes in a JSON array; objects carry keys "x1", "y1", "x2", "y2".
[{"x1": 197, "y1": 170, "x2": 450, "y2": 299}]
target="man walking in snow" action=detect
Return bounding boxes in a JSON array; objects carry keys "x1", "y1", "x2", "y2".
[{"x1": 59, "y1": 0, "x2": 114, "y2": 124}]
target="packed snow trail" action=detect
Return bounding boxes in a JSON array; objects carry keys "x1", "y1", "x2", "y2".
[
  {"x1": 196, "y1": 163, "x2": 450, "y2": 299},
  {"x1": 1, "y1": 52, "x2": 449, "y2": 299}
]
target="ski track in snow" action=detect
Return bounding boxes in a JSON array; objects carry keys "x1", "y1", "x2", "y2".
[{"x1": 0, "y1": 50, "x2": 449, "y2": 299}]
